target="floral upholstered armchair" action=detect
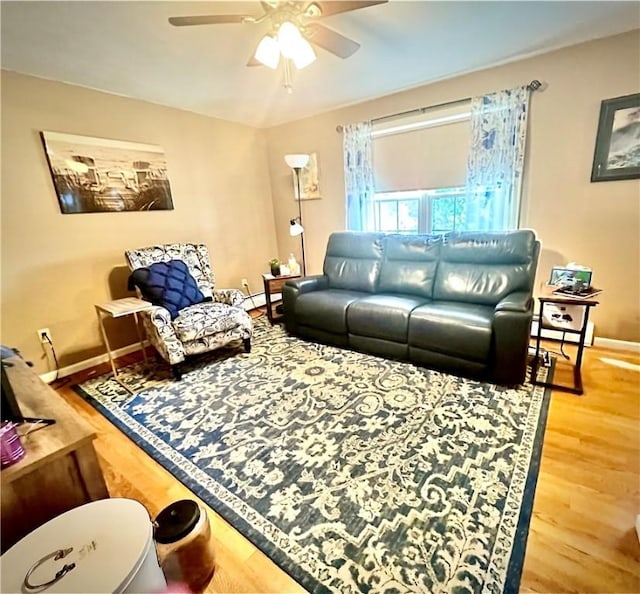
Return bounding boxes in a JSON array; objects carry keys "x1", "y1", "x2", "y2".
[{"x1": 125, "y1": 243, "x2": 252, "y2": 379}]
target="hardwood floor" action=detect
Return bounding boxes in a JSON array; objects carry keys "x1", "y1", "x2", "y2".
[
  {"x1": 520, "y1": 344, "x2": 640, "y2": 594},
  {"x1": 53, "y1": 339, "x2": 640, "y2": 594}
]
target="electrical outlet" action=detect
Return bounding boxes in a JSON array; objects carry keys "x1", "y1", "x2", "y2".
[{"x1": 38, "y1": 328, "x2": 52, "y2": 343}]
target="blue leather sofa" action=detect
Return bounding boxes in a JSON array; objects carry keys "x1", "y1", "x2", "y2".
[{"x1": 282, "y1": 230, "x2": 540, "y2": 385}]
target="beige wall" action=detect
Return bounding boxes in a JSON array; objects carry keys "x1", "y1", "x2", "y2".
[
  {"x1": 266, "y1": 30, "x2": 640, "y2": 343},
  {"x1": 1, "y1": 71, "x2": 277, "y2": 374},
  {"x1": 2, "y1": 31, "x2": 638, "y2": 378}
]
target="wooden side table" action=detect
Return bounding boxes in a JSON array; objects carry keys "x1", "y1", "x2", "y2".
[
  {"x1": 95, "y1": 297, "x2": 154, "y2": 393},
  {"x1": 262, "y1": 273, "x2": 300, "y2": 324},
  {"x1": 1, "y1": 355, "x2": 109, "y2": 552},
  {"x1": 530, "y1": 287, "x2": 600, "y2": 395}
]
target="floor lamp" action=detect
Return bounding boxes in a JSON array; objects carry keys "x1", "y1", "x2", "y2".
[{"x1": 284, "y1": 154, "x2": 309, "y2": 276}]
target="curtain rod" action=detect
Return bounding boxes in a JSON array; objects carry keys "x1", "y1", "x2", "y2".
[{"x1": 335, "y1": 79, "x2": 542, "y2": 133}]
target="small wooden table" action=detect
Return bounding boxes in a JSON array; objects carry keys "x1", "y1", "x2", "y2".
[
  {"x1": 95, "y1": 297, "x2": 154, "y2": 393},
  {"x1": 1, "y1": 355, "x2": 109, "y2": 552},
  {"x1": 262, "y1": 273, "x2": 301, "y2": 324},
  {"x1": 530, "y1": 286, "x2": 600, "y2": 395}
]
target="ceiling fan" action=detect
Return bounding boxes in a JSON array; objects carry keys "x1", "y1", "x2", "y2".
[{"x1": 169, "y1": 1, "x2": 387, "y2": 91}]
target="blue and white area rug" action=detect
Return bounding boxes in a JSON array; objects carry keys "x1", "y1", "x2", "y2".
[{"x1": 76, "y1": 319, "x2": 552, "y2": 594}]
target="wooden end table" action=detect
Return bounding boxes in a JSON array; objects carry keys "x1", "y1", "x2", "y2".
[
  {"x1": 95, "y1": 297, "x2": 154, "y2": 393},
  {"x1": 1, "y1": 355, "x2": 109, "y2": 552},
  {"x1": 262, "y1": 273, "x2": 301, "y2": 324},
  {"x1": 530, "y1": 286, "x2": 600, "y2": 395}
]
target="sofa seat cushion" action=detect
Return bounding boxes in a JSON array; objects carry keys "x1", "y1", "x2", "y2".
[
  {"x1": 172, "y1": 302, "x2": 247, "y2": 342},
  {"x1": 348, "y1": 294, "x2": 429, "y2": 342},
  {"x1": 295, "y1": 289, "x2": 368, "y2": 334},
  {"x1": 409, "y1": 302, "x2": 494, "y2": 362}
]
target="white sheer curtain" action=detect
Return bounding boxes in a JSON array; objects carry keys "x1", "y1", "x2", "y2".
[
  {"x1": 464, "y1": 85, "x2": 530, "y2": 231},
  {"x1": 343, "y1": 122, "x2": 374, "y2": 231}
]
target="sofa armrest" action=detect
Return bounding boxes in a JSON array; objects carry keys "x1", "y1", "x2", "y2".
[
  {"x1": 213, "y1": 288, "x2": 245, "y2": 307},
  {"x1": 140, "y1": 305, "x2": 186, "y2": 365},
  {"x1": 282, "y1": 275, "x2": 329, "y2": 333},
  {"x1": 492, "y1": 293, "x2": 535, "y2": 385},
  {"x1": 494, "y1": 291, "x2": 533, "y2": 314},
  {"x1": 285, "y1": 274, "x2": 329, "y2": 294}
]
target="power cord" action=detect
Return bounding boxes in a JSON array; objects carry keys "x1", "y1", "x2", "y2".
[
  {"x1": 42, "y1": 333, "x2": 61, "y2": 382},
  {"x1": 242, "y1": 281, "x2": 265, "y2": 319},
  {"x1": 543, "y1": 331, "x2": 571, "y2": 361}
]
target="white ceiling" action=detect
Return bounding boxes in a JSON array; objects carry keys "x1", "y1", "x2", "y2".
[{"x1": 1, "y1": 1, "x2": 638, "y2": 128}]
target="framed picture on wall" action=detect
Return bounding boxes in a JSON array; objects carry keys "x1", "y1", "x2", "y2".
[
  {"x1": 590, "y1": 92, "x2": 640, "y2": 182},
  {"x1": 293, "y1": 152, "x2": 321, "y2": 200},
  {"x1": 40, "y1": 131, "x2": 175, "y2": 213}
]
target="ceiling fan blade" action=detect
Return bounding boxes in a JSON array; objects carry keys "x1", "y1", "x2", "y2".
[
  {"x1": 305, "y1": 23, "x2": 360, "y2": 59},
  {"x1": 312, "y1": 1, "x2": 387, "y2": 18},
  {"x1": 168, "y1": 15, "x2": 249, "y2": 26}
]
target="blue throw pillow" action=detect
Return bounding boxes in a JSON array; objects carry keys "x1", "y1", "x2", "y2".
[{"x1": 128, "y1": 260, "x2": 206, "y2": 319}]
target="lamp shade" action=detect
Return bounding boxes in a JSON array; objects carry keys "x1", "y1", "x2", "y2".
[
  {"x1": 277, "y1": 21, "x2": 302, "y2": 58},
  {"x1": 292, "y1": 37, "x2": 316, "y2": 70},
  {"x1": 290, "y1": 220, "x2": 304, "y2": 236},
  {"x1": 284, "y1": 154, "x2": 309, "y2": 169},
  {"x1": 254, "y1": 35, "x2": 280, "y2": 69}
]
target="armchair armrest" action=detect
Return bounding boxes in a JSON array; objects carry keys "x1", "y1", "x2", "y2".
[
  {"x1": 494, "y1": 291, "x2": 533, "y2": 314},
  {"x1": 213, "y1": 288, "x2": 245, "y2": 307},
  {"x1": 139, "y1": 305, "x2": 186, "y2": 365}
]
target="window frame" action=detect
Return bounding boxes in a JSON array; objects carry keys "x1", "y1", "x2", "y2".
[{"x1": 372, "y1": 186, "x2": 468, "y2": 234}]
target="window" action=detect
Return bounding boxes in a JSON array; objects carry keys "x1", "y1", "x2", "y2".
[
  {"x1": 373, "y1": 194, "x2": 420, "y2": 233},
  {"x1": 371, "y1": 102, "x2": 473, "y2": 234},
  {"x1": 373, "y1": 186, "x2": 468, "y2": 234}
]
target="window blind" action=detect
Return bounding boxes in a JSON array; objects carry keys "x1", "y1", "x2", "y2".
[{"x1": 372, "y1": 103, "x2": 471, "y2": 192}]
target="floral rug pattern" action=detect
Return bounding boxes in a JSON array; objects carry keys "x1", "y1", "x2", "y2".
[{"x1": 76, "y1": 319, "x2": 551, "y2": 594}]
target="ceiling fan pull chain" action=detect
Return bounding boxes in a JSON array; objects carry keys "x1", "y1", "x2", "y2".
[{"x1": 283, "y1": 58, "x2": 293, "y2": 94}]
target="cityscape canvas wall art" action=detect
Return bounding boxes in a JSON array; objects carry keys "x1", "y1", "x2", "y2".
[{"x1": 41, "y1": 131, "x2": 175, "y2": 213}]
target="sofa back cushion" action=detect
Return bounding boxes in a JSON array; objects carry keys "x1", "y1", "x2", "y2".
[
  {"x1": 433, "y1": 230, "x2": 539, "y2": 305},
  {"x1": 378, "y1": 235, "x2": 442, "y2": 298},
  {"x1": 324, "y1": 232, "x2": 383, "y2": 293}
]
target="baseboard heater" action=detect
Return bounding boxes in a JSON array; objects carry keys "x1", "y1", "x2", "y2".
[
  {"x1": 242, "y1": 292, "x2": 267, "y2": 311},
  {"x1": 531, "y1": 317, "x2": 594, "y2": 346}
]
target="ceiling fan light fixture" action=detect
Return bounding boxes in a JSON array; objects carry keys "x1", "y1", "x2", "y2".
[
  {"x1": 292, "y1": 38, "x2": 316, "y2": 70},
  {"x1": 277, "y1": 20, "x2": 303, "y2": 58},
  {"x1": 254, "y1": 34, "x2": 280, "y2": 69}
]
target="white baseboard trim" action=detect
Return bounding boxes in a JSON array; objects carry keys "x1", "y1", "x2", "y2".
[
  {"x1": 243, "y1": 292, "x2": 266, "y2": 310},
  {"x1": 41, "y1": 296, "x2": 269, "y2": 384},
  {"x1": 39, "y1": 320, "x2": 639, "y2": 385},
  {"x1": 39, "y1": 341, "x2": 148, "y2": 384},
  {"x1": 593, "y1": 337, "x2": 640, "y2": 353}
]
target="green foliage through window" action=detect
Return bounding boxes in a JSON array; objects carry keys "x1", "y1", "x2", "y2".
[{"x1": 373, "y1": 187, "x2": 469, "y2": 234}]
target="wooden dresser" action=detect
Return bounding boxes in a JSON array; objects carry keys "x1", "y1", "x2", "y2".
[{"x1": 1, "y1": 355, "x2": 109, "y2": 552}]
